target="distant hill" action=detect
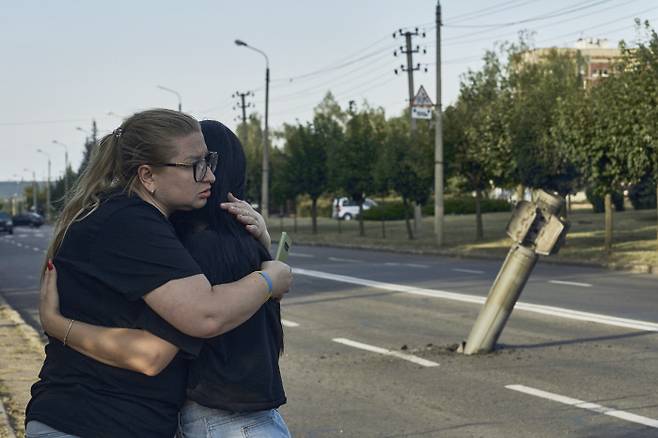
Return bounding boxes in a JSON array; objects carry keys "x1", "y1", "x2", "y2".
[{"x1": 0, "y1": 181, "x2": 44, "y2": 200}]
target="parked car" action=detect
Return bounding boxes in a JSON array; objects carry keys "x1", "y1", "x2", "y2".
[
  {"x1": 0, "y1": 212, "x2": 13, "y2": 234},
  {"x1": 331, "y1": 197, "x2": 377, "y2": 220},
  {"x1": 12, "y1": 212, "x2": 44, "y2": 228}
]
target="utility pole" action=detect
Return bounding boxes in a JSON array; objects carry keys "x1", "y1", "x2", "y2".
[
  {"x1": 232, "y1": 90, "x2": 253, "y2": 146},
  {"x1": 434, "y1": 0, "x2": 445, "y2": 246},
  {"x1": 394, "y1": 28, "x2": 426, "y2": 234}
]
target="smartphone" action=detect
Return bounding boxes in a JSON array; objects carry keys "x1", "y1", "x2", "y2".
[{"x1": 275, "y1": 231, "x2": 292, "y2": 262}]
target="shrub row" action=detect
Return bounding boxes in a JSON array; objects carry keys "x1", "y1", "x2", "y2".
[{"x1": 361, "y1": 198, "x2": 511, "y2": 221}]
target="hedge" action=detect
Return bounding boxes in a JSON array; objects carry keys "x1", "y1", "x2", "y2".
[{"x1": 362, "y1": 198, "x2": 511, "y2": 221}]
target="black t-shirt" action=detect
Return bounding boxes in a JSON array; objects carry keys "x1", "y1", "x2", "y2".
[
  {"x1": 184, "y1": 230, "x2": 287, "y2": 412},
  {"x1": 26, "y1": 194, "x2": 204, "y2": 438}
]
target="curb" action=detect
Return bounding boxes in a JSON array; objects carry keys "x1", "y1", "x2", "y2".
[
  {"x1": 0, "y1": 294, "x2": 46, "y2": 438},
  {"x1": 0, "y1": 295, "x2": 45, "y2": 354},
  {"x1": 282, "y1": 239, "x2": 658, "y2": 276},
  {"x1": 0, "y1": 399, "x2": 16, "y2": 438}
]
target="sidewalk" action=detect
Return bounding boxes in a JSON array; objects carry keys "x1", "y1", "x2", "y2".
[{"x1": 0, "y1": 295, "x2": 45, "y2": 438}]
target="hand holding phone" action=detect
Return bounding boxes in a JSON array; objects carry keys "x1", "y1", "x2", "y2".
[{"x1": 275, "y1": 232, "x2": 292, "y2": 262}]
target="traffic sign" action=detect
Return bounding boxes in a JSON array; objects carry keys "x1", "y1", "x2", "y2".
[
  {"x1": 412, "y1": 85, "x2": 433, "y2": 107},
  {"x1": 412, "y1": 107, "x2": 432, "y2": 119}
]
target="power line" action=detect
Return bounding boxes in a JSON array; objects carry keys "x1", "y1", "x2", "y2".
[
  {"x1": 448, "y1": 0, "x2": 544, "y2": 24},
  {"x1": 267, "y1": 55, "x2": 396, "y2": 103},
  {"x1": 271, "y1": 74, "x2": 399, "y2": 118},
  {"x1": 441, "y1": 1, "x2": 653, "y2": 47},
  {"x1": 444, "y1": 0, "x2": 616, "y2": 28},
  {"x1": 271, "y1": 39, "x2": 396, "y2": 85}
]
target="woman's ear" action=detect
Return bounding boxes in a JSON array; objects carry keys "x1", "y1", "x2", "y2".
[{"x1": 137, "y1": 164, "x2": 157, "y2": 195}]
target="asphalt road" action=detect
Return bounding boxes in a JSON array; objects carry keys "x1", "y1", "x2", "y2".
[{"x1": 1, "y1": 225, "x2": 657, "y2": 437}]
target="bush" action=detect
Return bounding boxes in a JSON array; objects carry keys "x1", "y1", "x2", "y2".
[
  {"x1": 361, "y1": 202, "x2": 411, "y2": 220},
  {"x1": 586, "y1": 189, "x2": 624, "y2": 213},
  {"x1": 296, "y1": 196, "x2": 333, "y2": 218},
  {"x1": 628, "y1": 175, "x2": 657, "y2": 210},
  {"x1": 362, "y1": 197, "x2": 511, "y2": 220}
]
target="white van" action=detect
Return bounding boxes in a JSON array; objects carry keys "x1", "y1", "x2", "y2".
[{"x1": 331, "y1": 197, "x2": 377, "y2": 220}]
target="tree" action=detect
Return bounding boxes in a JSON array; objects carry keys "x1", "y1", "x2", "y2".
[
  {"x1": 506, "y1": 45, "x2": 585, "y2": 196},
  {"x1": 617, "y1": 21, "x2": 658, "y2": 252},
  {"x1": 78, "y1": 120, "x2": 98, "y2": 175},
  {"x1": 269, "y1": 145, "x2": 295, "y2": 219},
  {"x1": 374, "y1": 114, "x2": 432, "y2": 239},
  {"x1": 450, "y1": 50, "x2": 511, "y2": 240},
  {"x1": 239, "y1": 114, "x2": 264, "y2": 207},
  {"x1": 553, "y1": 24, "x2": 656, "y2": 253},
  {"x1": 280, "y1": 121, "x2": 330, "y2": 234},
  {"x1": 328, "y1": 103, "x2": 384, "y2": 236}
]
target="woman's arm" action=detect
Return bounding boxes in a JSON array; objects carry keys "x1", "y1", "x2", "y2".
[
  {"x1": 143, "y1": 259, "x2": 291, "y2": 338},
  {"x1": 40, "y1": 264, "x2": 178, "y2": 376},
  {"x1": 221, "y1": 192, "x2": 271, "y2": 250}
]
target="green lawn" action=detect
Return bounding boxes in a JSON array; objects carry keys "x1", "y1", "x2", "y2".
[{"x1": 268, "y1": 206, "x2": 658, "y2": 269}]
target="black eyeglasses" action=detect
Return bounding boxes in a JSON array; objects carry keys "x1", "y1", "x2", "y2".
[{"x1": 158, "y1": 151, "x2": 218, "y2": 182}]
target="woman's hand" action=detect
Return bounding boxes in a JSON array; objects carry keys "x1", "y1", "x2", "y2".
[
  {"x1": 260, "y1": 260, "x2": 292, "y2": 301},
  {"x1": 39, "y1": 260, "x2": 64, "y2": 336},
  {"x1": 220, "y1": 192, "x2": 271, "y2": 249}
]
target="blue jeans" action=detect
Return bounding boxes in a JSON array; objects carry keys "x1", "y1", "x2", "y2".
[
  {"x1": 178, "y1": 400, "x2": 291, "y2": 438},
  {"x1": 25, "y1": 421, "x2": 81, "y2": 438}
]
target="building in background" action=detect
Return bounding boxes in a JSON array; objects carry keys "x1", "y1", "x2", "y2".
[{"x1": 523, "y1": 38, "x2": 622, "y2": 88}]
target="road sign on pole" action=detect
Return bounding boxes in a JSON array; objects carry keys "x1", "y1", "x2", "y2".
[
  {"x1": 412, "y1": 107, "x2": 433, "y2": 119},
  {"x1": 412, "y1": 85, "x2": 433, "y2": 119}
]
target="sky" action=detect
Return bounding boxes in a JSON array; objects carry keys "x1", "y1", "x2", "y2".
[{"x1": 1, "y1": 0, "x2": 657, "y2": 181}]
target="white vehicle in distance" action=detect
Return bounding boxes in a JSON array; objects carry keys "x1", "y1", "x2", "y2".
[{"x1": 331, "y1": 197, "x2": 377, "y2": 220}]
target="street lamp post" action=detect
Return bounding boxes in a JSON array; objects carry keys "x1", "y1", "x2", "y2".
[
  {"x1": 37, "y1": 149, "x2": 52, "y2": 222},
  {"x1": 157, "y1": 85, "x2": 182, "y2": 112},
  {"x1": 53, "y1": 140, "x2": 70, "y2": 197},
  {"x1": 235, "y1": 38, "x2": 270, "y2": 220},
  {"x1": 11, "y1": 174, "x2": 21, "y2": 215},
  {"x1": 24, "y1": 168, "x2": 37, "y2": 212}
]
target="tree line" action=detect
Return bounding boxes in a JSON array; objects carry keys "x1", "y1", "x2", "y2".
[{"x1": 37, "y1": 21, "x2": 656, "y2": 251}]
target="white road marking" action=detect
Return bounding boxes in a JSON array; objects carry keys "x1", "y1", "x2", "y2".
[
  {"x1": 281, "y1": 319, "x2": 300, "y2": 327},
  {"x1": 328, "y1": 257, "x2": 360, "y2": 263},
  {"x1": 333, "y1": 338, "x2": 439, "y2": 367},
  {"x1": 506, "y1": 384, "x2": 658, "y2": 428},
  {"x1": 384, "y1": 262, "x2": 401, "y2": 266},
  {"x1": 289, "y1": 253, "x2": 314, "y2": 258},
  {"x1": 405, "y1": 263, "x2": 429, "y2": 269},
  {"x1": 15, "y1": 243, "x2": 23, "y2": 247},
  {"x1": 452, "y1": 268, "x2": 485, "y2": 274},
  {"x1": 294, "y1": 268, "x2": 658, "y2": 332},
  {"x1": 32, "y1": 248, "x2": 41, "y2": 252},
  {"x1": 549, "y1": 280, "x2": 592, "y2": 288},
  {"x1": 34, "y1": 234, "x2": 44, "y2": 238}
]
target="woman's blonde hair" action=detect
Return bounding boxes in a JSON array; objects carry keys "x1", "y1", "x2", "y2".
[{"x1": 44, "y1": 108, "x2": 200, "y2": 271}]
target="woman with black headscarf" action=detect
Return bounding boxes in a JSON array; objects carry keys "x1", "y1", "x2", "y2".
[{"x1": 40, "y1": 120, "x2": 291, "y2": 437}]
